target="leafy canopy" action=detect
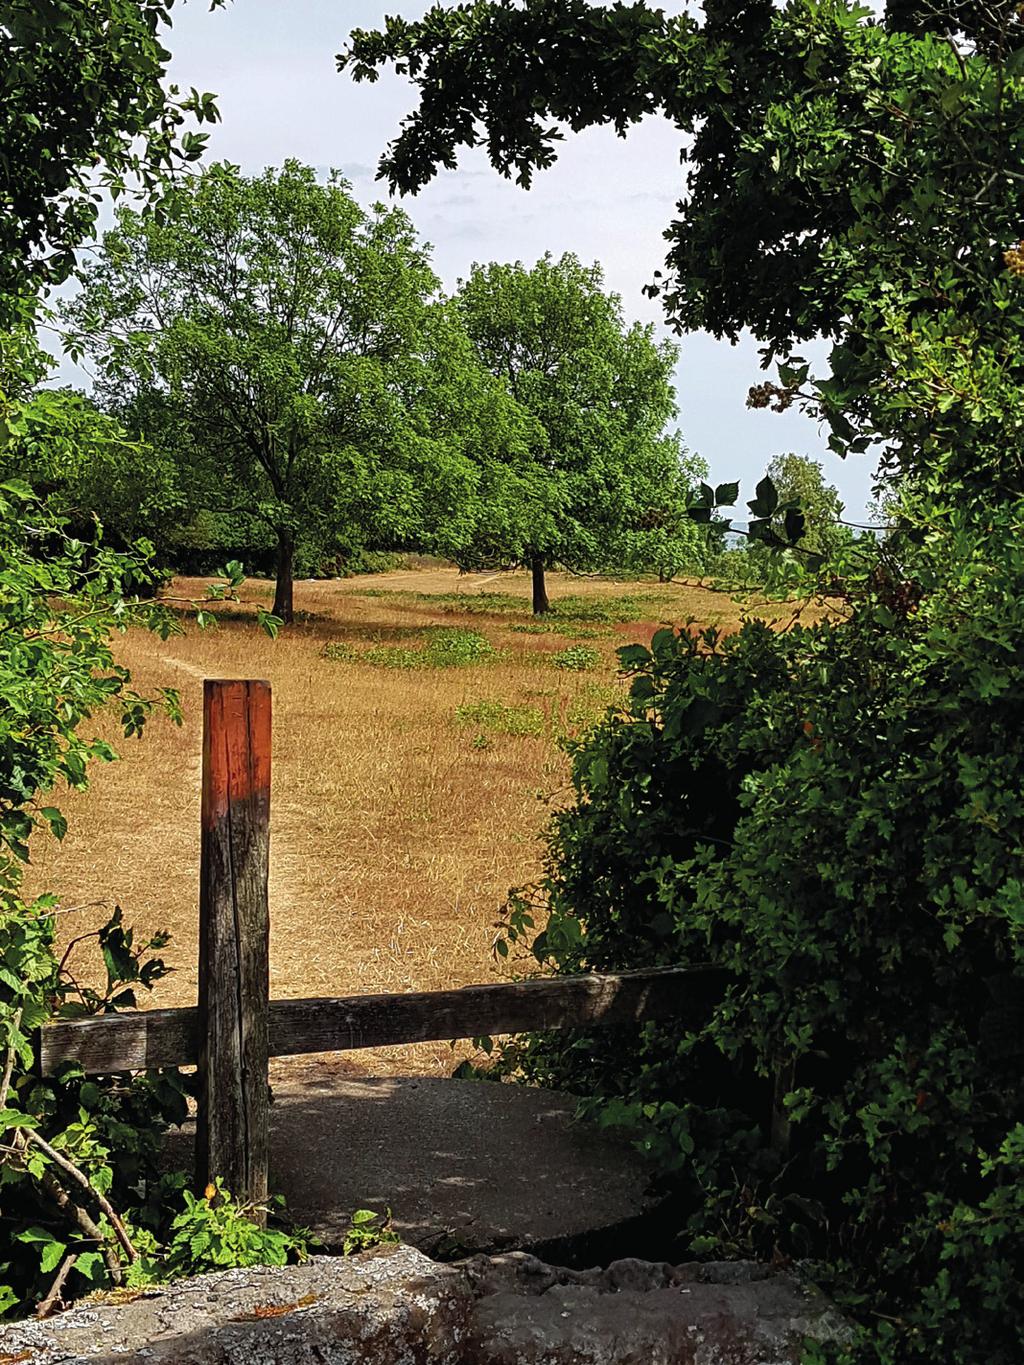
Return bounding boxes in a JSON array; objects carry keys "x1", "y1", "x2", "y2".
[
  {"x1": 0, "y1": 0, "x2": 220, "y2": 317},
  {"x1": 340, "y1": 0, "x2": 1024, "y2": 507},
  {"x1": 499, "y1": 506, "x2": 1024, "y2": 1364},
  {"x1": 446, "y1": 253, "x2": 707, "y2": 602},
  {"x1": 63, "y1": 160, "x2": 442, "y2": 622}
]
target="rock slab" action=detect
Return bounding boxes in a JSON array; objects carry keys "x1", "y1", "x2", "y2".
[{"x1": 0, "y1": 1244, "x2": 850, "y2": 1365}]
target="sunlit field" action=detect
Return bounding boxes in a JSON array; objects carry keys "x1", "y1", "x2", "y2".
[{"x1": 29, "y1": 566, "x2": 815, "y2": 1075}]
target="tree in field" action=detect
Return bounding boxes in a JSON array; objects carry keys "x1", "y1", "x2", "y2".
[
  {"x1": 64, "y1": 160, "x2": 440, "y2": 622},
  {"x1": 450, "y1": 253, "x2": 705, "y2": 612},
  {"x1": 745, "y1": 453, "x2": 852, "y2": 568}
]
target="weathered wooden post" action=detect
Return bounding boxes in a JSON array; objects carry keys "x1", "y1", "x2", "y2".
[{"x1": 195, "y1": 679, "x2": 271, "y2": 1222}]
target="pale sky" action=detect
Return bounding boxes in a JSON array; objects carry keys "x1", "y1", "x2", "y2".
[{"x1": 63, "y1": 0, "x2": 879, "y2": 518}]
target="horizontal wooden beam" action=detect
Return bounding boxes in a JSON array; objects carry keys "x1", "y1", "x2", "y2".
[{"x1": 37, "y1": 966, "x2": 726, "y2": 1076}]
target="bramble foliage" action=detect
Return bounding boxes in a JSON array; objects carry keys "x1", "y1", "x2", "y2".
[
  {"x1": 744, "y1": 455, "x2": 853, "y2": 572},
  {"x1": 0, "y1": 334, "x2": 285, "y2": 1316},
  {"x1": 1, "y1": 904, "x2": 306, "y2": 1312},
  {"x1": 341, "y1": 1208, "x2": 399, "y2": 1257},
  {"x1": 153, "y1": 1181, "x2": 310, "y2": 1281},
  {"x1": 499, "y1": 506, "x2": 1024, "y2": 1363},
  {"x1": 0, "y1": 0, "x2": 300, "y2": 1321}
]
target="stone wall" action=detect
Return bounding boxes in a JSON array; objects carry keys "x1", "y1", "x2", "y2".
[{"x1": 0, "y1": 1245, "x2": 850, "y2": 1365}]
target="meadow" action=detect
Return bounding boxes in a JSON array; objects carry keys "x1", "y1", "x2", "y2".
[{"x1": 29, "y1": 566, "x2": 802, "y2": 1075}]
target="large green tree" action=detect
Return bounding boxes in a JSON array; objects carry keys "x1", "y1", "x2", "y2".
[
  {"x1": 451, "y1": 253, "x2": 704, "y2": 611},
  {"x1": 340, "y1": 0, "x2": 1024, "y2": 514},
  {"x1": 64, "y1": 160, "x2": 441, "y2": 622}
]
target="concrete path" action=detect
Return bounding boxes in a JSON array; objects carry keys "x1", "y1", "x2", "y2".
[{"x1": 168, "y1": 1075, "x2": 654, "y2": 1256}]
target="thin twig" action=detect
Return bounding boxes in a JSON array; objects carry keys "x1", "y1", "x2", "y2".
[
  {"x1": 57, "y1": 927, "x2": 105, "y2": 977},
  {"x1": 0, "y1": 1007, "x2": 23, "y2": 1112},
  {"x1": 23, "y1": 1131, "x2": 137, "y2": 1263},
  {"x1": 36, "y1": 1252, "x2": 76, "y2": 1319},
  {"x1": 10, "y1": 1131, "x2": 122, "y2": 1285}
]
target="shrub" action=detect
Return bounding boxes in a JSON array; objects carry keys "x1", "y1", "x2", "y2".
[
  {"x1": 423, "y1": 626, "x2": 496, "y2": 666},
  {"x1": 499, "y1": 507, "x2": 1024, "y2": 1365},
  {"x1": 551, "y1": 644, "x2": 601, "y2": 672},
  {"x1": 341, "y1": 1207, "x2": 399, "y2": 1256},
  {"x1": 153, "y1": 1180, "x2": 310, "y2": 1281},
  {"x1": 0, "y1": 368, "x2": 286, "y2": 1316},
  {"x1": 548, "y1": 594, "x2": 661, "y2": 624}
]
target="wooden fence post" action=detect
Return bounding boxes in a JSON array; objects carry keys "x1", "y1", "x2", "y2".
[{"x1": 195, "y1": 679, "x2": 271, "y2": 1222}]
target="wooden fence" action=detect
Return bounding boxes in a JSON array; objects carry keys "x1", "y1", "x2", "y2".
[{"x1": 37, "y1": 680, "x2": 725, "y2": 1219}]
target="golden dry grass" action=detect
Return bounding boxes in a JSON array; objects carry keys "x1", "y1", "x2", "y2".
[{"x1": 27, "y1": 566, "x2": 813, "y2": 1076}]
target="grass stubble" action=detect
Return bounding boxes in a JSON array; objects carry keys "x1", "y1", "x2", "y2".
[{"x1": 27, "y1": 567, "x2": 813, "y2": 1076}]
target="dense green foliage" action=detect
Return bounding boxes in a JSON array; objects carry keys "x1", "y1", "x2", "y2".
[
  {"x1": 341, "y1": 0, "x2": 1024, "y2": 510},
  {"x1": 449, "y1": 254, "x2": 708, "y2": 608},
  {"x1": 0, "y1": 331, "x2": 287, "y2": 1316},
  {"x1": 0, "y1": 2, "x2": 300, "y2": 1319},
  {"x1": 64, "y1": 226, "x2": 710, "y2": 604},
  {"x1": 501, "y1": 511, "x2": 1024, "y2": 1361},
  {"x1": 0, "y1": 0, "x2": 220, "y2": 317}
]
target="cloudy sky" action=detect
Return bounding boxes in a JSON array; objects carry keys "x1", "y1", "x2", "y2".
[{"x1": 69, "y1": 0, "x2": 879, "y2": 518}]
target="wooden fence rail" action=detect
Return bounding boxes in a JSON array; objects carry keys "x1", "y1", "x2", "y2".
[
  {"x1": 35, "y1": 680, "x2": 725, "y2": 1213},
  {"x1": 38, "y1": 965, "x2": 726, "y2": 1076}
]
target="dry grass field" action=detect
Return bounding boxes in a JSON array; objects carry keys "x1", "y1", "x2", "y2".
[{"x1": 28, "y1": 566, "x2": 812, "y2": 1075}]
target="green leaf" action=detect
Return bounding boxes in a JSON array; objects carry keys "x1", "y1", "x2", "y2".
[
  {"x1": 73, "y1": 1251, "x2": 105, "y2": 1282},
  {"x1": 748, "y1": 477, "x2": 778, "y2": 519},
  {"x1": 714, "y1": 481, "x2": 740, "y2": 506},
  {"x1": 39, "y1": 1239, "x2": 67, "y2": 1275},
  {"x1": 39, "y1": 807, "x2": 68, "y2": 841},
  {"x1": 0, "y1": 1109, "x2": 40, "y2": 1132}
]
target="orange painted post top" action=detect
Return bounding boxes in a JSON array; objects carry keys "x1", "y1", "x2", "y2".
[
  {"x1": 201, "y1": 680, "x2": 272, "y2": 829},
  {"x1": 197, "y1": 679, "x2": 272, "y2": 1218}
]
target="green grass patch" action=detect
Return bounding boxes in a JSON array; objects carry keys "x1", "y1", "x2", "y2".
[
  {"x1": 565, "y1": 682, "x2": 622, "y2": 730},
  {"x1": 454, "y1": 699, "x2": 545, "y2": 737},
  {"x1": 508, "y1": 622, "x2": 607, "y2": 639},
  {"x1": 324, "y1": 625, "x2": 496, "y2": 669},
  {"x1": 551, "y1": 644, "x2": 602, "y2": 672},
  {"x1": 353, "y1": 587, "x2": 672, "y2": 625},
  {"x1": 548, "y1": 593, "x2": 670, "y2": 624}
]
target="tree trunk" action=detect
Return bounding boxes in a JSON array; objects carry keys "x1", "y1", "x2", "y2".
[
  {"x1": 531, "y1": 555, "x2": 550, "y2": 615},
  {"x1": 273, "y1": 529, "x2": 294, "y2": 624}
]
